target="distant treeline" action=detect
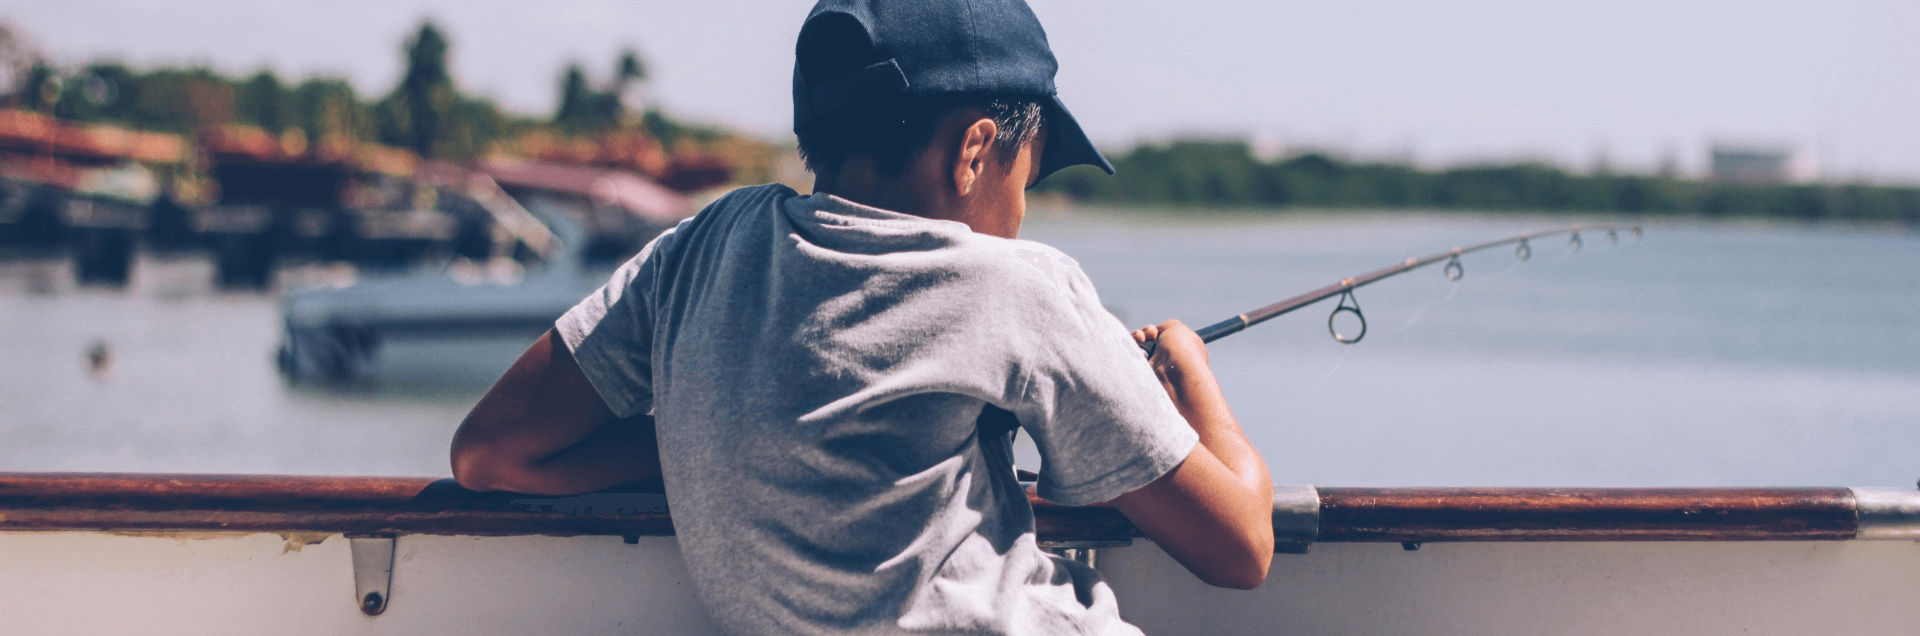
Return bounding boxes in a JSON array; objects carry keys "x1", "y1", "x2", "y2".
[
  {"x1": 1037, "y1": 140, "x2": 1920, "y2": 222},
  {"x1": 7, "y1": 21, "x2": 728, "y2": 162}
]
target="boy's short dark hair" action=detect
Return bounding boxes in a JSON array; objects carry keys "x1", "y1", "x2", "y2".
[{"x1": 796, "y1": 93, "x2": 1044, "y2": 178}]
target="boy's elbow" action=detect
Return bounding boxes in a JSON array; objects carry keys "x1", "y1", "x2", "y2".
[
  {"x1": 450, "y1": 439, "x2": 518, "y2": 492},
  {"x1": 1199, "y1": 567, "x2": 1268, "y2": 591},
  {"x1": 449, "y1": 447, "x2": 492, "y2": 492},
  {"x1": 1197, "y1": 534, "x2": 1273, "y2": 590},
  {"x1": 1219, "y1": 557, "x2": 1272, "y2": 590}
]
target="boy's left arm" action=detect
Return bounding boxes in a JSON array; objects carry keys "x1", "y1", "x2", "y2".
[{"x1": 450, "y1": 329, "x2": 662, "y2": 495}]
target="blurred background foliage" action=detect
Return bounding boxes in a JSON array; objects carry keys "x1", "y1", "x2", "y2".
[
  {"x1": 1037, "y1": 139, "x2": 1920, "y2": 222},
  {"x1": 4, "y1": 20, "x2": 746, "y2": 169}
]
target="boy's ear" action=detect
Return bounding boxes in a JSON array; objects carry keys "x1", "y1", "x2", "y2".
[{"x1": 951, "y1": 117, "x2": 998, "y2": 197}]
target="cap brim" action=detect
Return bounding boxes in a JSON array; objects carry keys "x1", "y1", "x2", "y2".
[{"x1": 1036, "y1": 95, "x2": 1114, "y2": 184}]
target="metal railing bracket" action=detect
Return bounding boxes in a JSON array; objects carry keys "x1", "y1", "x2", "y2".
[{"x1": 348, "y1": 534, "x2": 396, "y2": 616}]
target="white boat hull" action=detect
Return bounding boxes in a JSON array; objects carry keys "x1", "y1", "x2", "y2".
[{"x1": 5, "y1": 530, "x2": 1916, "y2": 635}]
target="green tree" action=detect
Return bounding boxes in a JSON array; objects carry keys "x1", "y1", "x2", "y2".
[
  {"x1": 235, "y1": 70, "x2": 295, "y2": 133},
  {"x1": 616, "y1": 49, "x2": 646, "y2": 91},
  {"x1": 291, "y1": 77, "x2": 368, "y2": 142},
  {"x1": 553, "y1": 63, "x2": 599, "y2": 133},
  {"x1": 554, "y1": 50, "x2": 651, "y2": 135},
  {"x1": 127, "y1": 67, "x2": 234, "y2": 133},
  {"x1": 440, "y1": 94, "x2": 518, "y2": 160},
  {"x1": 19, "y1": 63, "x2": 58, "y2": 112},
  {"x1": 64, "y1": 63, "x2": 140, "y2": 124},
  {"x1": 377, "y1": 21, "x2": 458, "y2": 158},
  {"x1": 642, "y1": 108, "x2": 724, "y2": 150}
]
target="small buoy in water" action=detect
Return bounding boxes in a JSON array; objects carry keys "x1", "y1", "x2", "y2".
[
  {"x1": 25, "y1": 265, "x2": 57, "y2": 295},
  {"x1": 86, "y1": 340, "x2": 111, "y2": 379}
]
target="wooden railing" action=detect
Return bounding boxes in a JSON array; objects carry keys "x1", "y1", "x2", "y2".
[
  {"x1": 1, "y1": 473, "x2": 1910, "y2": 545},
  {"x1": 1312, "y1": 487, "x2": 1855, "y2": 542}
]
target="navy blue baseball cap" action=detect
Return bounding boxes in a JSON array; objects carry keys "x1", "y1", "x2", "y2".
[{"x1": 792, "y1": 0, "x2": 1115, "y2": 181}]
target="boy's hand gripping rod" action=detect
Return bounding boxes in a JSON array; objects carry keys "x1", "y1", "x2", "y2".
[{"x1": 1138, "y1": 225, "x2": 1642, "y2": 357}]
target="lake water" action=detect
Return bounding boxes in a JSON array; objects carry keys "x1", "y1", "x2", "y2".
[{"x1": 3, "y1": 209, "x2": 1916, "y2": 488}]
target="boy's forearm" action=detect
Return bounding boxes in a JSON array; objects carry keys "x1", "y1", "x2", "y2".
[
  {"x1": 1134, "y1": 320, "x2": 1273, "y2": 496},
  {"x1": 1159, "y1": 362, "x2": 1271, "y2": 496},
  {"x1": 1126, "y1": 320, "x2": 1276, "y2": 586},
  {"x1": 1117, "y1": 324, "x2": 1276, "y2": 588}
]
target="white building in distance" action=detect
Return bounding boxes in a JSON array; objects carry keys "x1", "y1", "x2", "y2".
[{"x1": 1710, "y1": 143, "x2": 1819, "y2": 184}]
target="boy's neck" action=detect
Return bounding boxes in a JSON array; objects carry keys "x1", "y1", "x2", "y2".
[
  {"x1": 809, "y1": 112, "x2": 1032, "y2": 240},
  {"x1": 811, "y1": 175, "x2": 911, "y2": 212},
  {"x1": 812, "y1": 157, "x2": 943, "y2": 221}
]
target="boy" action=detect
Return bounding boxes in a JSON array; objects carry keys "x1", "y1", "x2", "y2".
[{"x1": 450, "y1": 0, "x2": 1274, "y2": 633}]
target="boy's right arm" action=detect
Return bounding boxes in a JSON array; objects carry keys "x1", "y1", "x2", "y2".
[
  {"x1": 450, "y1": 329, "x2": 662, "y2": 496},
  {"x1": 1112, "y1": 320, "x2": 1275, "y2": 590}
]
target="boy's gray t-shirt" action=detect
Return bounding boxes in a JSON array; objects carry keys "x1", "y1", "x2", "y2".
[{"x1": 557, "y1": 184, "x2": 1198, "y2": 635}]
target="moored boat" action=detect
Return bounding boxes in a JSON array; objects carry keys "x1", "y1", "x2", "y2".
[{"x1": 273, "y1": 161, "x2": 696, "y2": 381}]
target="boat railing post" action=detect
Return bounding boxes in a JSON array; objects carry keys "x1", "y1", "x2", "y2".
[
  {"x1": 1851, "y1": 485, "x2": 1920, "y2": 541},
  {"x1": 1037, "y1": 539, "x2": 1132, "y2": 570},
  {"x1": 1273, "y1": 485, "x2": 1320, "y2": 554}
]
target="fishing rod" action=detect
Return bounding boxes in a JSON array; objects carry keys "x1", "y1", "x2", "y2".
[
  {"x1": 986, "y1": 225, "x2": 1644, "y2": 441},
  {"x1": 1139, "y1": 224, "x2": 1643, "y2": 357}
]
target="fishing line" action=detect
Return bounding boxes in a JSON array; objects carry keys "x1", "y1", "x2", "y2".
[
  {"x1": 1382, "y1": 279, "x2": 1461, "y2": 337},
  {"x1": 1477, "y1": 256, "x2": 1527, "y2": 282},
  {"x1": 1281, "y1": 343, "x2": 1354, "y2": 405}
]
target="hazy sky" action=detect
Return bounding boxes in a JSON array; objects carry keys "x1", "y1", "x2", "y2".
[{"x1": 8, "y1": 0, "x2": 1917, "y2": 182}]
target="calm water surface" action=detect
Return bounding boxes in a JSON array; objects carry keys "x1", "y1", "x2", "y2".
[{"x1": 3, "y1": 210, "x2": 1916, "y2": 487}]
